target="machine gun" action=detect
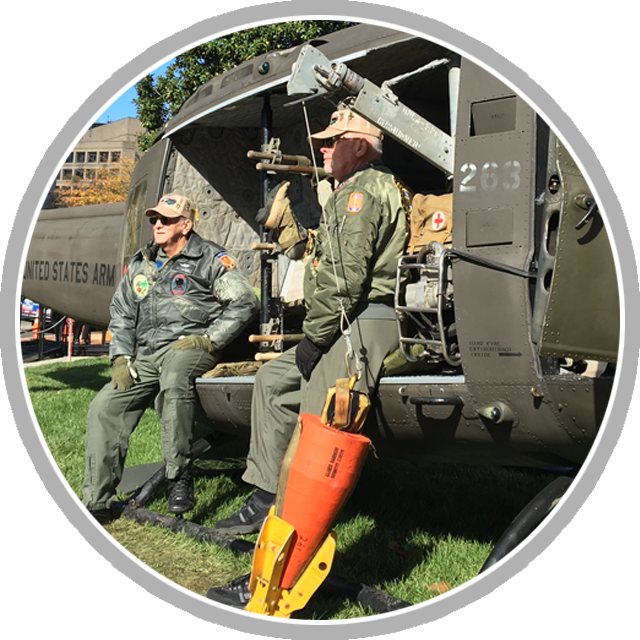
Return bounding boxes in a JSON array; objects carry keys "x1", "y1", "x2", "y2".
[{"x1": 247, "y1": 148, "x2": 328, "y2": 180}]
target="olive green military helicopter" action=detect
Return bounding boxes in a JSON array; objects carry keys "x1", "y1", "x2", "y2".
[{"x1": 22, "y1": 23, "x2": 618, "y2": 612}]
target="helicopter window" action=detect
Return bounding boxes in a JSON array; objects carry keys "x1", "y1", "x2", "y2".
[
  {"x1": 470, "y1": 96, "x2": 517, "y2": 136},
  {"x1": 589, "y1": 20, "x2": 620, "y2": 172}
]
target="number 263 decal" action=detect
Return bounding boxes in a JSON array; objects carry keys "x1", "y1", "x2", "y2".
[{"x1": 459, "y1": 160, "x2": 521, "y2": 192}]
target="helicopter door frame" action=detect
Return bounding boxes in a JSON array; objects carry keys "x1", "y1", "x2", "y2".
[
  {"x1": 120, "y1": 137, "x2": 173, "y2": 270},
  {"x1": 535, "y1": 137, "x2": 619, "y2": 363}
]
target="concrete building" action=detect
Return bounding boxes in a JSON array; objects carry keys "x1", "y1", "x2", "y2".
[{"x1": 56, "y1": 117, "x2": 144, "y2": 188}]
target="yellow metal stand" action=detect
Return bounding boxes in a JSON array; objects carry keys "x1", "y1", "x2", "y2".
[{"x1": 244, "y1": 508, "x2": 337, "y2": 617}]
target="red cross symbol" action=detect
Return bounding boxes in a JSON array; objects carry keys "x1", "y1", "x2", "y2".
[{"x1": 432, "y1": 211, "x2": 445, "y2": 231}]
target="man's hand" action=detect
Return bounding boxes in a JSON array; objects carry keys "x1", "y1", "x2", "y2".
[
  {"x1": 173, "y1": 335, "x2": 215, "y2": 354},
  {"x1": 295, "y1": 337, "x2": 327, "y2": 381},
  {"x1": 111, "y1": 355, "x2": 138, "y2": 390}
]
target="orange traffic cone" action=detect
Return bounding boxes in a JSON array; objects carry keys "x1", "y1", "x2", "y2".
[
  {"x1": 277, "y1": 413, "x2": 370, "y2": 589},
  {"x1": 32, "y1": 317, "x2": 39, "y2": 340}
]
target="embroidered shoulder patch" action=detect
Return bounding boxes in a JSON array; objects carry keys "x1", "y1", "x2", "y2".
[
  {"x1": 216, "y1": 252, "x2": 236, "y2": 270},
  {"x1": 346, "y1": 192, "x2": 364, "y2": 213}
]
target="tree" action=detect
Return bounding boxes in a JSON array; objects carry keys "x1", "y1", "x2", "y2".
[
  {"x1": 55, "y1": 157, "x2": 136, "y2": 207},
  {"x1": 134, "y1": 20, "x2": 354, "y2": 151}
]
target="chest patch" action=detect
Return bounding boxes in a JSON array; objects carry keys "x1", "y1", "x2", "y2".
[
  {"x1": 171, "y1": 273, "x2": 188, "y2": 296},
  {"x1": 346, "y1": 192, "x2": 364, "y2": 213},
  {"x1": 133, "y1": 274, "x2": 149, "y2": 298}
]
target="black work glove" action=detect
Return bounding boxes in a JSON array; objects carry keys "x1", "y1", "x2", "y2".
[{"x1": 295, "y1": 337, "x2": 327, "y2": 381}]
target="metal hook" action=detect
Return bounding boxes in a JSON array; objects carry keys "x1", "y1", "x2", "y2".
[{"x1": 340, "y1": 307, "x2": 363, "y2": 380}]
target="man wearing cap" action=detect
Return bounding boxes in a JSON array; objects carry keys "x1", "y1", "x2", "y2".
[
  {"x1": 82, "y1": 193, "x2": 258, "y2": 524},
  {"x1": 211, "y1": 108, "x2": 407, "y2": 575}
]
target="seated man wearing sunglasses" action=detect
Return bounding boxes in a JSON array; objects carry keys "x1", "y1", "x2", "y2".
[{"x1": 82, "y1": 194, "x2": 258, "y2": 524}]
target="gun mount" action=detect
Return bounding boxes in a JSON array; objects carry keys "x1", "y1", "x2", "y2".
[{"x1": 287, "y1": 44, "x2": 457, "y2": 176}]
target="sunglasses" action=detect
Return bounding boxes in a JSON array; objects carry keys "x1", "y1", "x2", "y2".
[
  {"x1": 321, "y1": 136, "x2": 355, "y2": 149},
  {"x1": 149, "y1": 215, "x2": 183, "y2": 226}
]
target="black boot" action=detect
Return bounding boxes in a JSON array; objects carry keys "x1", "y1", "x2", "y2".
[
  {"x1": 214, "y1": 490, "x2": 275, "y2": 535},
  {"x1": 206, "y1": 573, "x2": 252, "y2": 609},
  {"x1": 167, "y1": 471, "x2": 195, "y2": 515}
]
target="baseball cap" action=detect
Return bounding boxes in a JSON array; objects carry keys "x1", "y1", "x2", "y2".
[
  {"x1": 310, "y1": 109, "x2": 382, "y2": 143},
  {"x1": 145, "y1": 194, "x2": 197, "y2": 221}
]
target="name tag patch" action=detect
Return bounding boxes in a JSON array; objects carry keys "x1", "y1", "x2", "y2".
[{"x1": 175, "y1": 260, "x2": 195, "y2": 274}]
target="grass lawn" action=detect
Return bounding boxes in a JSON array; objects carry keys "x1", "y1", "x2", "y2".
[{"x1": 24, "y1": 356, "x2": 560, "y2": 619}]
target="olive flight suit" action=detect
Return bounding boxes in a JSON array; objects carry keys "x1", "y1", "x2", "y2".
[
  {"x1": 242, "y1": 161, "x2": 408, "y2": 493},
  {"x1": 83, "y1": 232, "x2": 258, "y2": 511}
]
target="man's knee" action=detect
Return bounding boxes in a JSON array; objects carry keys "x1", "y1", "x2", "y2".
[
  {"x1": 254, "y1": 359, "x2": 274, "y2": 389},
  {"x1": 162, "y1": 349, "x2": 215, "y2": 391},
  {"x1": 254, "y1": 349, "x2": 298, "y2": 394}
]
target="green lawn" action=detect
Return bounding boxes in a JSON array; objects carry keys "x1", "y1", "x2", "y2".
[{"x1": 24, "y1": 356, "x2": 559, "y2": 619}]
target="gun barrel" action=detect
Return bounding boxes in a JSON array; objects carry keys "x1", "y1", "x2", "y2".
[
  {"x1": 247, "y1": 150, "x2": 306, "y2": 164},
  {"x1": 255, "y1": 162, "x2": 327, "y2": 178}
]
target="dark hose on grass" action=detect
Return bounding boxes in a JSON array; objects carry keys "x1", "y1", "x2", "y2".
[{"x1": 443, "y1": 476, "x2": 573, "y2": 620}]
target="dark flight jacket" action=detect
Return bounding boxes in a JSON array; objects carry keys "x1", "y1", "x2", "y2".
[
  {"x1": 303, "y1": 161, "x2": 408, "y2": 346},
  {"x1": 108, "y1": 232, "x2": 258, "y2": 359}
]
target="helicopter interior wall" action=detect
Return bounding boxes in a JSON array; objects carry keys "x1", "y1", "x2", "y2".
[
  {"x1": 169, "y1": 129, "x2": 263, "y2": 286},
  {"x1": 168, "y1": 114, "x2": 331, "y2": 291}
]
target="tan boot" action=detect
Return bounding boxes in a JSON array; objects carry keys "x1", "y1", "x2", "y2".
[{"x1": 256, "y1": 180, "x2": 307, "y2": 259}]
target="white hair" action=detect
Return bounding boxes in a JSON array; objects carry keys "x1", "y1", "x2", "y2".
[{"x1": 364, "y1": 133, "x2": 383, "y2": 156}]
